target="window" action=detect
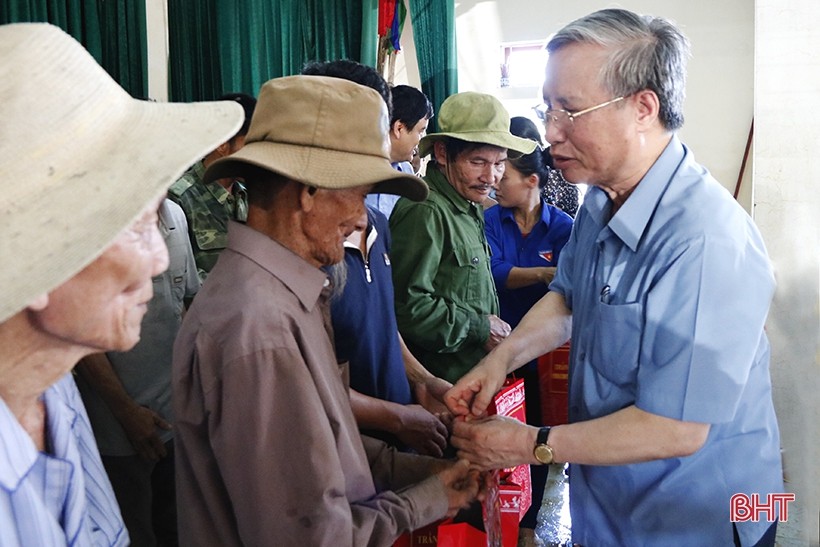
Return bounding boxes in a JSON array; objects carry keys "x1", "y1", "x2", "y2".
[{"x1": 500, "y1": 40, "x2": 548, "y2": 88}]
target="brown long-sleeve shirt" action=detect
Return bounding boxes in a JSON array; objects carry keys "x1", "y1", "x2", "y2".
[{"x1": 172, "y1": 221, "x2": 447, "y2": 546}]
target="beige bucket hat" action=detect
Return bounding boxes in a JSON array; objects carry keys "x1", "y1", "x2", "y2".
[
  {"x1": 204, "y1": 75, "x2": 428, "y2": 201},
  {"x1": 418, "y1": 91, "x2": 537, "y2": 158},
  {"x1": 0, "y1": 23, "x2": 243, "y2": 323}
]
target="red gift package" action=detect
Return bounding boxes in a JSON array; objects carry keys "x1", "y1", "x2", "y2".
[
  {"x1": 486, "y1": 377, "x2": 532, "y2": 521},
  {"x1": 537, "y1": 342, "x2": 571, "y2": 426}
]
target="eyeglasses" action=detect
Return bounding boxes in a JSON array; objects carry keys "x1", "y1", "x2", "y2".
[{"x1": 533, "y1": 96, "x2": 625, "y2": 129}]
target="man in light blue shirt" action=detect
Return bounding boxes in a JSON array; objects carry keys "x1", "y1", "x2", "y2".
[{"x1": 446, "y1": 8, "x2": 783, "y2": 547}]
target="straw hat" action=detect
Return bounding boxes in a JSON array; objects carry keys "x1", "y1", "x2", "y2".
[
  {"x1": 204, "y1": 75, "x2": 428, "y2": 201},
  {"x1": 0, "y1": 23, "x2": 243, "y2": 323},
  {"x1": 418, "y1": 91, "x2": 537, "y2": 158}
]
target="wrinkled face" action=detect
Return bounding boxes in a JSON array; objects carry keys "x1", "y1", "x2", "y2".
[
  {"x1": 391, "y1": 118, "x2": 429, "y2": 163},
  {"x1": 303, "y1": 185, "x2": 372, "y2": 267},
  {"x1": 495, "y1": 161, "x2": 536, "y2": 209},
  {"x1": 542, "y1": 42, "x2": 632, "y2": 187},
  {"x1": 32, "y1": 197, "x2": 169, "y2": 353},
  {"x1": 435, "y1": 142, "x2": 507, "y2": 203}
]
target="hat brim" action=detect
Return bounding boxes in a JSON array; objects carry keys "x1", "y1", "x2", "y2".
[
  {"x1": 204, "y1": 140, "x2": 429, "y2": 201},
  {"x1": 418, "y1": 131, "x2": 537, "y2": 158},
  {"x1": 0, "y1": 25, "x2": 244, "y2": 323}
]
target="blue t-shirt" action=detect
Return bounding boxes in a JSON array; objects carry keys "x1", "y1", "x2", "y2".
[
  {"x1": 551, "y1": 135, "x2": 783, "y2": 546},
  {"x1": 331, "y1": 207, "x2": 412, "y2": 408},
  {"x1": 484, "y1": 200, "x2": 573, "y2": 329}
]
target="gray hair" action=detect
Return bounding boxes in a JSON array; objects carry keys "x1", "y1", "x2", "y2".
[{"x1": 547, "y1": 8, "x2": 690, "y2": 130}]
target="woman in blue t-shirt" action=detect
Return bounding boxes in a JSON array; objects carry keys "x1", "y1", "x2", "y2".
[{"x1": 484, "y1": 116, "x2": 574, "y2": 539}]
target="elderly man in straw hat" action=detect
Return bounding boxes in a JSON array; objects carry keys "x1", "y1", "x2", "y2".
[
  {"x1": 388, "y1": 92, "x2": 537, "y2": 384},
  {"x1": 172, "y1": 75, "x2": 483, "y2": 546},
  {"x1": 0, "y1": 24, "x2": 242, "y2": 546}
]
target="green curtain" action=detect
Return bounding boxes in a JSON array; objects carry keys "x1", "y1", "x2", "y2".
[
  {"x1": 168, "y1": 0, "x2": 374, "y2": 102},
  {"x1": 407, "y1": 0, "x2": 457, "y2": 132},
  {"x1": 0, "y1": 0, "x2": 147, "y2": 98}
]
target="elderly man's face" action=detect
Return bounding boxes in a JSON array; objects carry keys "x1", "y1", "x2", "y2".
[
  {"x1": 435, "y1": 142, "x2": 507, "y2": 203},
  {"x1": 31, "y1": 197, "x2": 169, "y2": 353},
  {"x1": 542, "y1": 42, "x2": 633, "y2": 187},
  {"x1": 303, "y1": 185, "x2": 371, "y2": 267}
]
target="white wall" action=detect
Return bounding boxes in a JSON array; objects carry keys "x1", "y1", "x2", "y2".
[
  {"x1": 756, "y1": 1, "x2": 820, "y2": 543},
  {"x1": 145, "y1": 0, "x2": 168, "y2": 102}
]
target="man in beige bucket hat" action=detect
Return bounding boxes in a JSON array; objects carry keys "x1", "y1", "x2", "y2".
[
  {"x1": 389, "y1": 92, "x2": 537, "y2": 384},
  {"x1": 172, "y1": 75, "x2": 483, "y2": 545},
  {"x1": 0, "y1": 23, "x2": 242, "y2": 545}
]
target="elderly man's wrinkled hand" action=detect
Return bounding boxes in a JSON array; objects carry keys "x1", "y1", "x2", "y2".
[
  {"x1": 395, "y1": 404, "x2": 449, "y2": 457},
  {"x1": 450, "y1": 415, "x2": 534, "y2": 471},
  {"x1": 436, "y1": 459, "x2": 484, "y2": 517}
]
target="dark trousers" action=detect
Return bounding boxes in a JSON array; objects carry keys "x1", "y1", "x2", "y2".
[{"x1": 102, "y1": 440, "x2": 178, "y2": 547}]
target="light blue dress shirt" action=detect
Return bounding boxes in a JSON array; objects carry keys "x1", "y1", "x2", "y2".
[
  {"x1": 0, "y1": 374, "x2": 127, "y2": 546},
  {"x1": 366, "y1": 161, "x2": 414, "y2": 218},
  {"x1": 551, "y1": 136, "x2": 783, "y2": 546}
]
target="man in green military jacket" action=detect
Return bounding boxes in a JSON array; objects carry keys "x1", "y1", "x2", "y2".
[
  {"x1": 169, "y1": 93, "x2": 256, "y2": 281},
  {"x1": 389, "y1": 92, "x2": 536, "y2": 383}
]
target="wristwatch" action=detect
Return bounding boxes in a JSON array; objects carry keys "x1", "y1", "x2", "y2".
[{"x1": 533, "y1": 426, "x2": 555, "y2": 465}]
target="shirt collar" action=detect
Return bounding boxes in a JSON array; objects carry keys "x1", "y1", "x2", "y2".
[
  {"x1": 0, "y1": 379, "x2": 78, "y2": 491},
  {"x1": 343, "y1": 214, "x2": 378, "y2": 255},
  {"x1": 226, "y1": 221, "x2": 328, "y2": 312},
  {"x1": 194, "y1": 160, "x2": 232, "y2": 204},
  {"x1": 586, "y1": 135, "x2": 685, "y2": 251},
  {"x1": 425, "y1": 164, "x2": 478, "y2": 215},
  {"x1": 498, "y1": 198, "x2": 555, "y2": 229},
  {"x1": 0, "y1": 396, "x2": 38, "y2": 490}
]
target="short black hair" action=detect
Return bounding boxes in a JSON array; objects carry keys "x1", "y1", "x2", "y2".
[
  {"x1": 301, "y1": 60, "x2": 392, "y2": 115},
  {"x1": 390, "y1": 85, "x2": 433, "y2": 130},
  {"x1": 219, "y1": 93, "x2": 257, "y2": 136},
  {"x1": 508, "y1": 116, "x2": 551, "y2": 189}
]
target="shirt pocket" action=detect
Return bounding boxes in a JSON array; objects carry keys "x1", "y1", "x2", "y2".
[
  {"x1": 155, "y1": 267, "x2": 187, "y2": 317},
  {"x1": 589, "y1": 301, "x2": 642, "y2": 387},
  {"x1": 450, "y1": 244, "x2": 486, "y2": 304}
]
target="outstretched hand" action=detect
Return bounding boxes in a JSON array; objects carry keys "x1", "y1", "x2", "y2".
[
  {"x1": 443, "y1": 354, "x2": 508, "y2": 418},
  {"x1": 450, "y1": 415, "x2": 534, "y2": 471}
]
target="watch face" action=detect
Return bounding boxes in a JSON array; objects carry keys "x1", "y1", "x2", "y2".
[{"x1": 534, "y1": 444, "x2": 554, "y2": 465}]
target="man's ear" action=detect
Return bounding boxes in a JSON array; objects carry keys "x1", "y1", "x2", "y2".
[
  {"x1": 214, "y1": 140, "x2": 233, "y2": 158},
  {"x1": 633, "y1": 89, "x2": 660, "y2": 129},
  {"x1": 299, "y1": 184, "x2": 318, "y2": 212},
  {"x1": 391, "y1": 120, "x2": 404, "y2": 140},
  {"x1": 26, "y1": 293, "x2": 49, "y2": 312},
  {"x1": 433, "y1": 140, "x2": 448, "y2": 166}
]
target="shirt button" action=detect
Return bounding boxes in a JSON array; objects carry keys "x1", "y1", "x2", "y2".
[
  {"x1": 471, "y1": 256, "x2": 479, "y2": 265},
  {"x1": 323, "y1": 278, "x2": 330, "y2": 288}
]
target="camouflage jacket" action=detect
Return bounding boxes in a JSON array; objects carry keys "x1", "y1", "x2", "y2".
[{"x1": 168, "y1": 161, "x2": 248, "y2": 281}]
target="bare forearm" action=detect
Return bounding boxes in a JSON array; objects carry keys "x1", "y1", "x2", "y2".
[
  {"x1": 490, "y1": 291, "x2": 571, "y2": 374},
  {"x1": 400, "y1": 334, "x2": 433, "y2": 387},
  {"x1": 504, "y1": 266, "x2": 555, "y2": 290},
  {"x1": 548, "y1": 406, "x2": 709, "y2": 465},
  {"x1": 75, "y1": 353, "x2": 139, "y2": 421},
  {"x1": 349, "y1": 389, "x2": 401, "y2": 433},
  {"x1": 453, "y1": 406, "x2": 710, "y2": 470}
]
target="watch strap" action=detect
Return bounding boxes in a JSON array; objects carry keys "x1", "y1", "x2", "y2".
[{"x1": 536, "y1": 426, "x2": 551, "y2": 445}]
